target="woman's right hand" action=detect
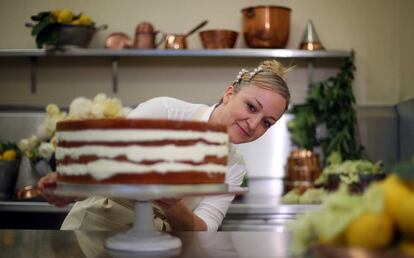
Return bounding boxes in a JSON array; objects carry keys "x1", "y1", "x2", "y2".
[{"x1": 37, "y1": 172, "x2": 76, "y2": 208}]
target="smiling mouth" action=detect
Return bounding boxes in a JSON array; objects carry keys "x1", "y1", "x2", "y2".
[{"x1": 236, "y1": 123, "x2": 250, "y2": 138}]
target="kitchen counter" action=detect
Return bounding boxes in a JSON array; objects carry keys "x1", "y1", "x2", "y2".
[
  {"x1": 0, "y1": 229, "x2": 304, "y2": 258},
  {"x1": 0, "y1": 200, "x2": 319, "y2": 231}
]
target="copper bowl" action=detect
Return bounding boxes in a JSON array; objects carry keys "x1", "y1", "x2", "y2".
[
  {"x1": 199, "y1": 30, "x2": 238, "y2": 49},
  {"x1": 241, "y1": 5, "x2": 291, "y2": 48}
]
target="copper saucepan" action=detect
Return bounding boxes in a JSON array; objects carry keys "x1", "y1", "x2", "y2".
[
  {"x1": 241, "y1": 5, "x2": 291, "y2": 48},
  {"x1": 165, "y1": 20, "x2": 208, "y2": 49}
]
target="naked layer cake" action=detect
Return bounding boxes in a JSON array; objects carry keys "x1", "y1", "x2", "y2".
[{"x1": 55, "y1": 119, "x2": 228, "y2": 184}]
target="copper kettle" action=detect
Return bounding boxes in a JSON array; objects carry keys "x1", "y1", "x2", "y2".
[{"x1": 134, "y1": 22, "x2": 164, "y2": 49}]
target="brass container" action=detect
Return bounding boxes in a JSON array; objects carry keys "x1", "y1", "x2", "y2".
[
  {"x1": 284, "y1": 149, "x2": 321, "y2": 193},
  {"x1": 199, "y1": 30, "x2": 239, "y2": 49},
  {"x1": 241, "y1": 5, "x2": 291, "y2": 48}
]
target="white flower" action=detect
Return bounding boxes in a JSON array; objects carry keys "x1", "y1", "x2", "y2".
[
  {"x1": 18, "y1": 138, "x2": 30, "y2": 152},
  {"x1": 38, "y1": 142, "x2": 55, "y2": 160},
  {"x1": 46, "y1": 103, "x2": 60, "y2": 116},
  {"x1": 69, "y1": 97, "x2": 93, "y2": 119},
  {"x1": 36, "y1": 121, "x2": 49, "y2": 141},
  {"x1": 93, "y1": 93, "x2": 108, "y2": 103},
  {"x1": 122, "y1": 106, "x2": 132, "y2": 117},
  {"x1": 91, "y1": 101, "x2": 105, "y2": 118},
  {"x1": 28, "y1": 135, "x2": 39, "y2": 150},
  {"x1": 103, "y1": 98, "x2": 123, "y2": 118}
]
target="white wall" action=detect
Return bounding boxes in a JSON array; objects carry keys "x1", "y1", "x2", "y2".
[{"x1": 0, "y1": 0, "x2": 413, "y2": 107}]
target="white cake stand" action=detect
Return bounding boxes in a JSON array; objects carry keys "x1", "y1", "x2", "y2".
[{"x1": 48, "y1": 182, "x2": 244, "y2": 253}]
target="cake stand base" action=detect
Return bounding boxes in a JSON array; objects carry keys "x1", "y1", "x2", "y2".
[{"x1": 105, "y1": 201, "x2": 181, "y2": 252}]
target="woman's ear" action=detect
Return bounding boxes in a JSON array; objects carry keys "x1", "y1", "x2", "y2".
[{"x1": 223, "y1": 85, "x2": 234, "y2": 104}]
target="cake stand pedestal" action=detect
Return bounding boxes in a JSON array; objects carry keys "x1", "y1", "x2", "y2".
[{"x1": 48, "y1": 182, "x2": 243, "y2": 253}]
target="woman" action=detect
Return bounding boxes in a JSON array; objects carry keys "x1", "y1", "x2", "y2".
[{"x1": 38, "y1": 59, "x2": 291, "y2": 232}]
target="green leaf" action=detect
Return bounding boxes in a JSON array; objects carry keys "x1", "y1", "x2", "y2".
[
  {"x1": 31, "y1": 14, "x2": 53, "y2": 36},
  {"x1": 393, "y1": 159, "x2": 414, "y2": 180},
  {"x1": 30, "y1": 11, "x2": 51, "y2": 21},
  {"x1": 35, "y1": 23, "x2": 60, "y2": 48}
]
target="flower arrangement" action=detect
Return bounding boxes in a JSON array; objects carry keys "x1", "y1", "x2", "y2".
[{"x1": 18, "y1": 93, "x2": 131, "y2": 163}]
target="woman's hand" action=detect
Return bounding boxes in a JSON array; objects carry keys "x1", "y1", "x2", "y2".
[
  {"x1": 37, "y1": 172, "x2": 77, "y2": 208},
  {"x1": 152, "y1": 198, "x2": 182, "y2": 212}
]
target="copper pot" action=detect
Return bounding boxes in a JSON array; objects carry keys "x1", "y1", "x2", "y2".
[
  {"x1": 199, "y1": 30, "x2": 239, "y2": 49},
  {"x1": 164, "y1": 20, "x2": 208, "y2": 50},
  {"x1": 241, "y1": 5, "x2": 291, "y2": 48},
  {"x1": 284, "y1": 149, "x2": 321, "y2": 193},
  {"x1": 164, "y1": 34, "x2": 187, "y2": 49}
]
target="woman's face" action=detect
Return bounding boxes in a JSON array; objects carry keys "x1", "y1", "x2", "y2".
[{"x1": 220, "y1": 84, "x2": 287, "y2": 144}]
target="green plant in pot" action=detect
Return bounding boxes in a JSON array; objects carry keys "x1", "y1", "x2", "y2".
[{"x1": 287, "y1": 53, "x2": 382, "y2": 192}]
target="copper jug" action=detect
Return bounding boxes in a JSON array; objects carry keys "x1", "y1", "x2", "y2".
[{"x1": 134, "y1": 22, "x2": 164, "y2": 49}]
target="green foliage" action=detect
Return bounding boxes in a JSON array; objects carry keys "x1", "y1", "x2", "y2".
[
  {"x1": 288, "y1": 52, "x2": 365, "y2": 163},
  {"x1": 393, "y1": 157, "x2": 414, "y2": 180}
]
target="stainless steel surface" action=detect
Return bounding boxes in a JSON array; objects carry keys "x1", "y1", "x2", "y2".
[
  {"x1": 0, "y1": 48, "x2": 352, "y2": 58},
  {"x1": 396, "y1": 98, "x2": 414, "y2": 161},
  {"x1": 0, "y1": 112, "x2": 43, "y2": 142},
  {"x1": 356, "y1": 106, "x2": 399, "y2": 167},
  {"x1": 0, "y1": 230, "x2": 297, "y2": 258},
  {"x1": 235, "y1": 114, "x2": 293, "y2": 179},
  {"x1": 47, "y1": 182, "x2": 229, "y2": 200}
]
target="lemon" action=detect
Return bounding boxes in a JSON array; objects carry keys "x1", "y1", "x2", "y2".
[
  {"x1": 400, "y1": 240, "x2": 414, "y2": 256},
  {"x1": 379, "y1": 174, "x2": 412, "y2": 220},
  {"x1": 57, "y1": 9, "x2": 73, "y2": 24},
  {"x1": 78, "y1": 14, "x2": 92, "y2": 26},
  {"x1": 396, "y1": 194, "x2": 414, "y2": 238},
  {"x1": 52, "y1": 9, "x2": 62, "y2": 20},
  {"x1": 345, "y1": 212, "x2": 394, "y2": 249},
  {"x1": 71, "y1": 19, "x2": 81, "y2": 25},
  {"x1": 319, "y1": 233, "x2": 344, "y2": 246},
  {"x1": 2, "y1": 149, "x2": 17, "y2": 161}
]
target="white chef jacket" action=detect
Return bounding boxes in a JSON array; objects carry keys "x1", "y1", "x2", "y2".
[{"x1": 61, "y1": 97, "x2": 246, "y2": 231}]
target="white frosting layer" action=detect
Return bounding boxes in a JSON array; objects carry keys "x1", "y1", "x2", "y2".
[
  {"x1": 57, "y1": 159, "x2": 226, "y2": 180},
  {"x1": 56, "y1": 143, "x2": 227, "y2": 162},
  {"x1": 57, "y1": 129, "x2": 228, "y2": 143}
]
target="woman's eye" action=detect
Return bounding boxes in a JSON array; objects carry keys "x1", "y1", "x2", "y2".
[
  {"x1": 264, "y1": 120, "x2": 272, "y2": 129},
  {"x1": 247, "y1": 103, "x2": 256, "y2": 112}
]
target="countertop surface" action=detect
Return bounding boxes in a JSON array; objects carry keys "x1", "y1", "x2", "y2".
[{"x1": 0, "y1": 230, "x2": 308, "y2": 258}]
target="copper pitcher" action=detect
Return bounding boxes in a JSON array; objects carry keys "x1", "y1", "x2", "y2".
[
  {"x1": 134, "y1": 22, "x2": 164, "y2": 49},
  {"x1": 241, "y1": 6, "x2": 291, "y2": 48}
]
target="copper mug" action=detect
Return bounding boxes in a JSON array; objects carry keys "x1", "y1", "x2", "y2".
[
  {"x1": 134, "y1": 22, "x2": 165, "y2": 49},
  {"x1": 164, "y1": 34, "x2": 187, "y2": 49}
]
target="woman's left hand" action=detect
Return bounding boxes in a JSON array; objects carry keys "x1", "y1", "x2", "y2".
[{"x1": 152, "y1": 198, "x2": 182, "y2": 211}]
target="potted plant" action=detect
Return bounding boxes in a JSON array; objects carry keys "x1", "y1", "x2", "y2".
[{"x1": 286, "y1": 53, "x2": 374, "y2": 192}]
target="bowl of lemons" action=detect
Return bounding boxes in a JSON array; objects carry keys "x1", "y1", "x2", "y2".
[{"x1": 27, "y1": 9, "x2": 106, "y2": 48}]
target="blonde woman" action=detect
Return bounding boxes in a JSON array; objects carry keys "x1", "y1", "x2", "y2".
[{"x1": 38, "y1": 59, "x2": 291, "y2": 232}]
